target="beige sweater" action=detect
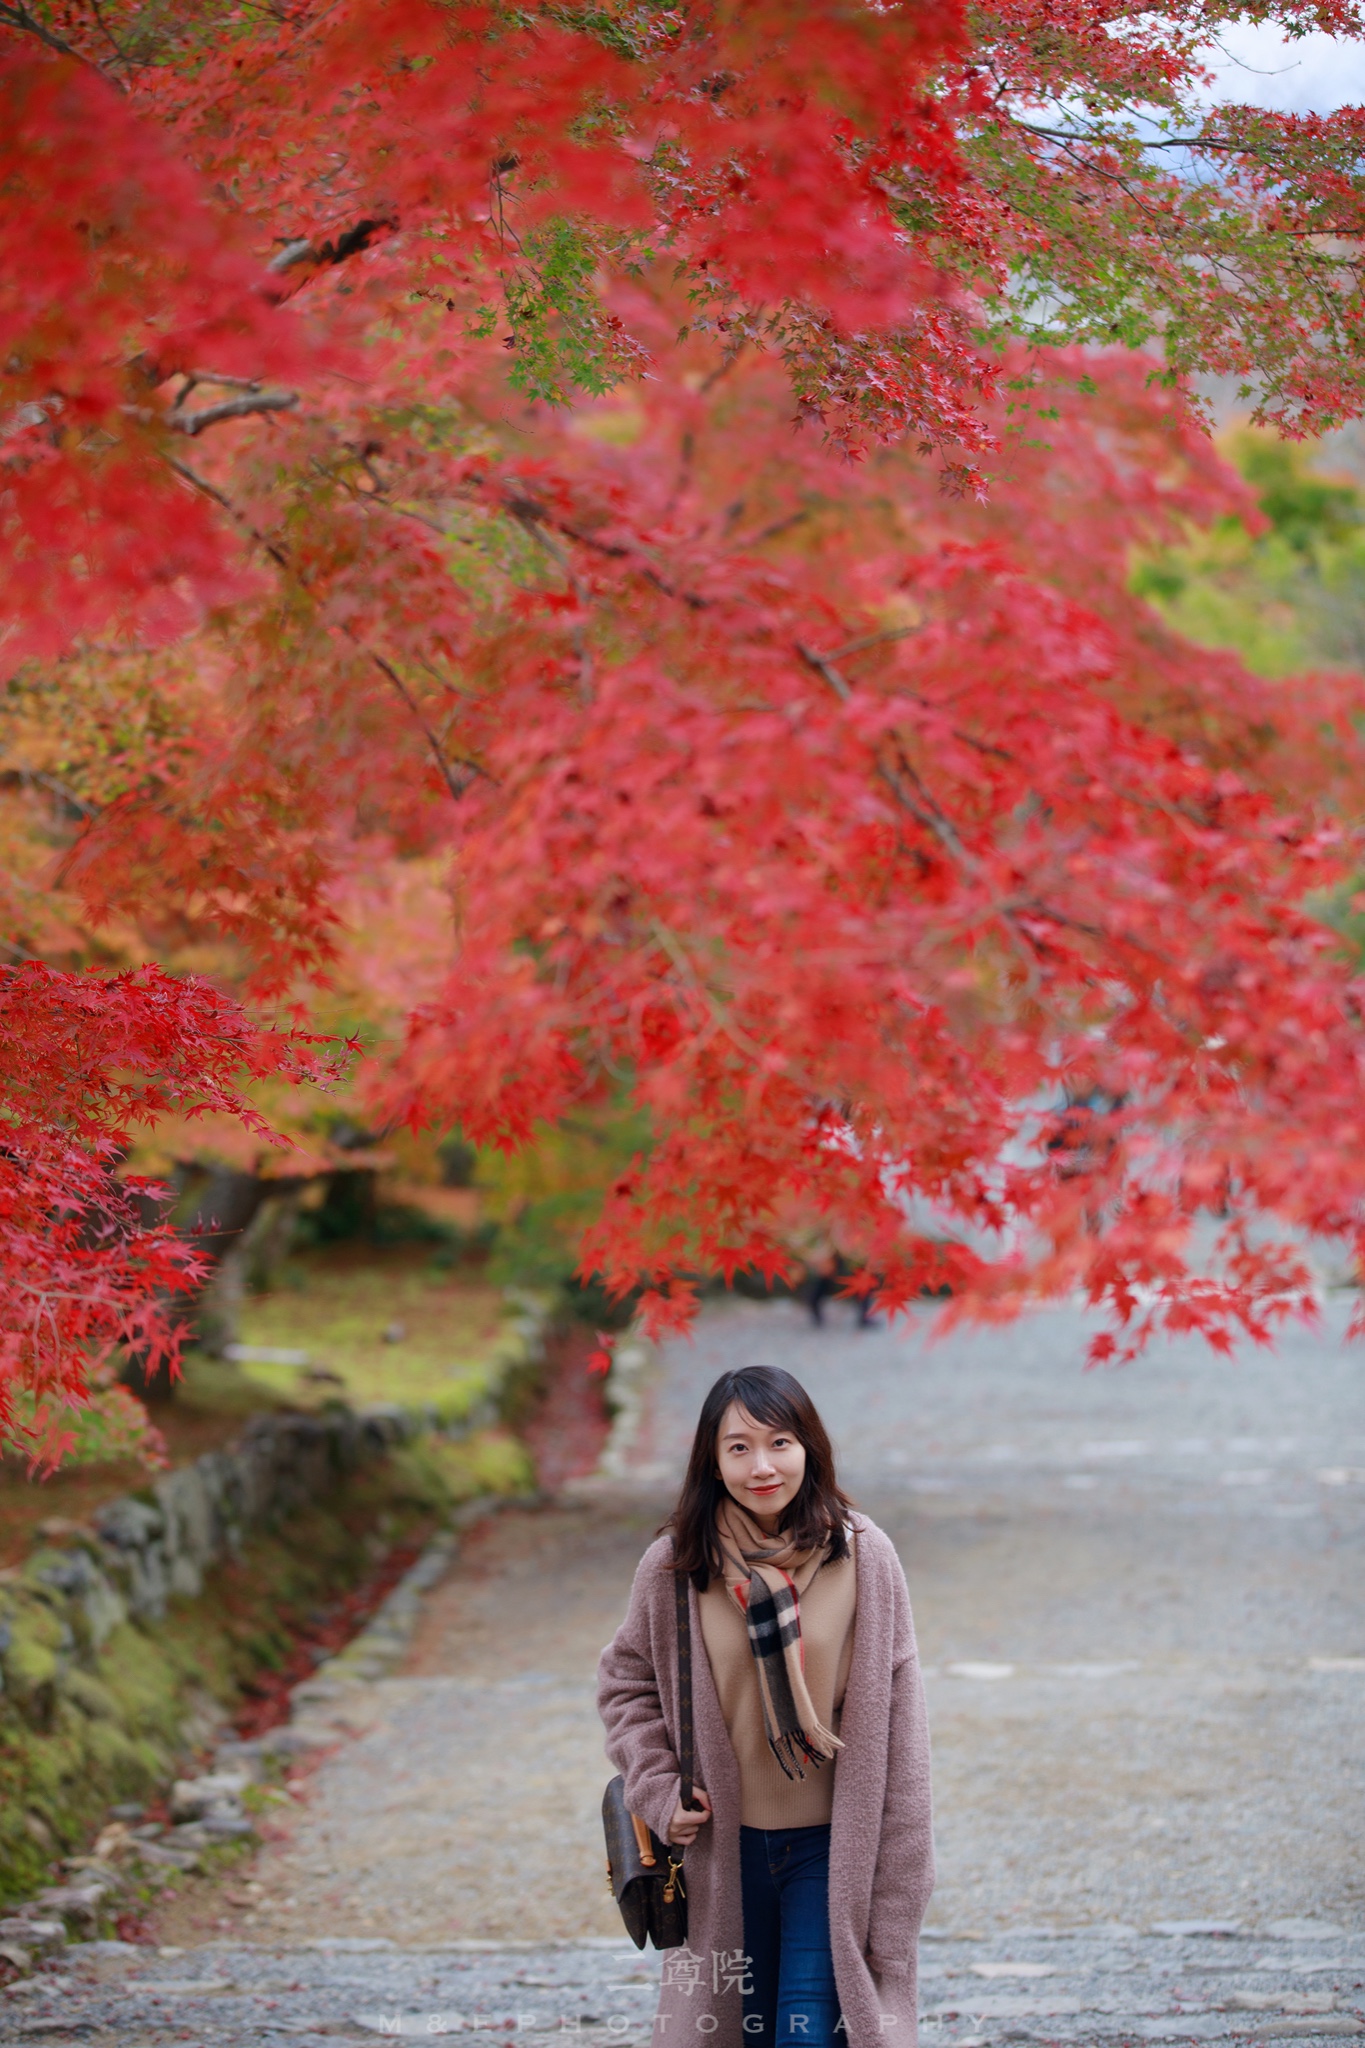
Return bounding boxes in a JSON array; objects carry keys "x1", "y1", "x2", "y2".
[{"x1": 699, "y1": 1536, "x2": 858, "y2": 1827}]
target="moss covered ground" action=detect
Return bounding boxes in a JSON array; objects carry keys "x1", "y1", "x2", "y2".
[{"x1": 232, "y1": 1248, "x2": 505, "y2": 1410}]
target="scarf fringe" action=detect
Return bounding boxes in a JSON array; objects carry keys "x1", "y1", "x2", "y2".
[{"x1": 767, "y1": 1720, "x2": 845, "y2": 1779}]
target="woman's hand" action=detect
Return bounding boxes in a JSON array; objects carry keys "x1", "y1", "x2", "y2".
[{"x1": 667, "y1": 1786, "x2": 713, "y2": 1847}]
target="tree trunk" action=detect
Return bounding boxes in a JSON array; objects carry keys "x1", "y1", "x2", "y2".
[{"x1": 126, "y1": 1167, "x2": 269, "y2": 1401}]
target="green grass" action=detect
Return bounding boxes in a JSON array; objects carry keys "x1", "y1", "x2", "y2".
[
  {"x1": 233, "y1": 1246, "x2": 506, "y2": 1412},
  {"x1": 1131, "y1": 427, "x2": 1365, "y2": 680}
]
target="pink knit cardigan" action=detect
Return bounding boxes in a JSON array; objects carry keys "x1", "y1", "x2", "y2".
[{"x1": 596, "y1": 1513, "x2": 935, "y2": 2048}]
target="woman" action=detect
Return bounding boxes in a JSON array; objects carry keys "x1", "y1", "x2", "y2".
[{"x1": 597, "y1": 1366, "x2": 934, "y2": 2048}]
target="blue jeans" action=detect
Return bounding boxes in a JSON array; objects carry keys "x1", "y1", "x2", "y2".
[{"x1": 739, "y1": 1824, "x2": 842, "y2": 2048}]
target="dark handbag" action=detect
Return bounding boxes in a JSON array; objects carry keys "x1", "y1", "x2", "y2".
[{"x1": 602, "y1": 1558, "x2": 697, "y2": 1950}]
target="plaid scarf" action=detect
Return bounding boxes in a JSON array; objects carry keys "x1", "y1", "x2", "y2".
[{"x1": 716, "y1": 1500, "x2": 845, "y2": 1779}]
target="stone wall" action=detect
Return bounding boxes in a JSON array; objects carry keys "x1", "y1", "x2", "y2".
[
  {"x1": 30, "y1": 1407, "x2": 413, "y2": 1644},
  {"x1": 6, "y1": 1288, "x2": 547, "y2": 1630},
  {"x1": 0, "y1": 1295, "x2": 548, "y2": 1908}
]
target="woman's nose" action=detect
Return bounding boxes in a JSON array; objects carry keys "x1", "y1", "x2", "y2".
[{"x1": 751, "y1": 1447, "x2": 776, "y2": 1474}]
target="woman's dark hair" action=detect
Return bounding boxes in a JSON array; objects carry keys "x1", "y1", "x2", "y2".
[{"x1": 665, "y1": 1366, "x2": 853, "y2": 1589}]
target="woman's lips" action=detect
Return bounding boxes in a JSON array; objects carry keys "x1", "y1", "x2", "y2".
[{"x1": 748, "y1": 1482, "x2": 783, "y2": 1494}]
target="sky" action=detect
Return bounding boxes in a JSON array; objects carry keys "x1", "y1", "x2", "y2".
[{"x1": 1198, "y1": 19, "x2": 1365, "y2": 112}]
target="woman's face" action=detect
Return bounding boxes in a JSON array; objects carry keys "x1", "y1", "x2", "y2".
[{"x1": 716, "y1": 1401, "x2": 807, "y2": 1526}]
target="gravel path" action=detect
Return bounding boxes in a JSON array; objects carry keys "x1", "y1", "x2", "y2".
[
  {"x1": 232, "y1": 1499, "x2": 658, "y2": 1945},
  {"x1": 5, "y1": 1925, "x2": 1362, "y2": 2044},
  {"x1": 7, "y1": 1294, "x2": 1363, "y2": 2044},
  {"x1": 639, "y1": 1298, "x2": 1365, "y2": 1935}
]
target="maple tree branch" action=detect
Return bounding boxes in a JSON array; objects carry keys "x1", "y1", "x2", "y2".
[
  {"x1": 168, "y1": 455, "x2": 287, "y2": 569},
  {"x1": 84, "y1": 0, "x2": 127, "y2": 67},
  {"x1": 307, "y1": 452, "x2": 465, "y2": 542},
  {"x1": 511, "y1": 507, "x2": 591, "y2": 608},
  {"x1": 496, "y1": 488, "x2": 711, "y2": 613},
  {"x1": 650, "y1": 920, "x2": 764, "y2": 1060},
  {"x1": 411, "y1": 651, "x2": 478, "y2": 708},
  {"x1": 509, "y1": 507, "x2": 597, "y2": 698},
  {"x1": 987, "y1": 111, "x2": 1353, "y2": 313},
  {"x1": 1113, "y1": 783, "x2": 1221, "y2": 833},
  {"x1": 169, "y1": 455, "x2": 486, "y2": 802},
  {"x1": 360, "y1": 648, "x2": 486, "y2": 803},
  {"x1": 1002, "y1": 117, "x2": 1192, "y2": 244},
  {"x1": 183, "y1": 370, "x2": 273, "y2": 393},
  {"x1": 1014, "y1": 119, "x2": 1274, "y2": 160},
  {"x1": 1019, "y1": 901, "x2": 1174, "y2": 982},
  {"x1": 168, "y1": 389, "x2": 298, "y2": 436},
  {"x1": 0, "y1": 767, "x2": 97, "y2": 820},
  {"x1": 0, "y1": 0, "x2": 121, "y2": 79},
  {"x1": 795, "y1": 640, "x2": 852, "y2": 701},
  {"x1": 650, "y1": 918, "x2": 817, "y2": 1090},
  {"x1": 818, "y1": 629, "x2": 1020, "y2": 767},
  {"x1": 880, "y1": 747, "x2": 982, "y2": 874},
  {"x1": 699, "y1": 343, "x2": 747, "y2": 397},
  {"x1": 797, "y1": 639, "x2": 1051, "y2": 997},
  {"x1": 818, "y1": 625, "x2": 922, "y2": 666},
  {"x1": 796, "y1": 643, "x2": 983, "y2": 867},
  {"x1": 383, "y1": 500, "x2": 451, "y2": 537},
  {"x1": 732, "y1": 510, "x2": 812, "y2": 549},
  {"x1": 267, "y1": 216, "x2": 397, "y2": 275},
  {"x1": 802, "y1": 638, "x2": 1178, "y2": 999},
  {"x1": 1007, "y1": 118, "x2": 1365, "y2": 256},
  {"x1": 268, "y1": 239, "x2": 317, "y2": 274}
]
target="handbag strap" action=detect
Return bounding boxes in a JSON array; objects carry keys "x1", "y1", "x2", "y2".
[{"x1": 674, "y1": 1552, "x2": 698, "y2": 1812}]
